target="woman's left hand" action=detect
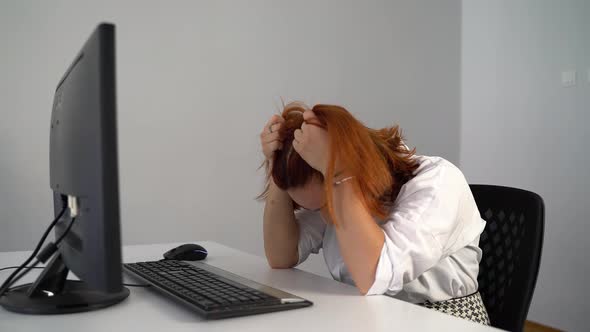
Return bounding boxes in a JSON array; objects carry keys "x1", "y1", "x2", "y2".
[{"x1": 293, "y1": 110, "x2": 332, "y2": 176}]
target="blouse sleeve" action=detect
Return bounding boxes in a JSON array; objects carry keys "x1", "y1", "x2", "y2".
[
  {"x1": 294, "y1": 210, "x2": 326, "y2": 265},
  {"x1": 366, "y1": 157, "x2": 486, "y2": 295}
]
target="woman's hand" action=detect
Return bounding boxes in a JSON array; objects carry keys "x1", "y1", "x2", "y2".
[
  {"x1": 292, "y1": 110, "x2": 333, "y2": 176},
  {"x1": 260, "y1": 114, "x2": 286, "y2": 161}
]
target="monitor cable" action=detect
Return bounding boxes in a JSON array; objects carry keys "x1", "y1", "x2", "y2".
[
  {"x1": 0, "y1": 211, "x2": 151, "y2": 292},
  {"x1": 0, "y1": 207, "x2": 75, "y2": 297},
  {"x1": 0, "y1": 266, "x2": 45, "y2": 273}
]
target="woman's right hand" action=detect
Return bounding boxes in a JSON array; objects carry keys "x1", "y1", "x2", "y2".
[{"x1": 260, "y1": 114, "x2": 285, "y2": 161}]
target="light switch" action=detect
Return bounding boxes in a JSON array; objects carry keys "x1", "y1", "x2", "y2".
[
  {"x1": 561, "y1": 70, "x2": 576, "y2": 87},
  {"x1": 587, "y1": 68, "x2": 590, "y2": 83}
]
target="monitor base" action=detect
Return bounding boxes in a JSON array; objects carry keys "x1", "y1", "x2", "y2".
[
  {"x1": 0, "y1": 253, "x2": 129, "y2": 314},
  {"x1": 0, "y1": 280, "x2": 129, "y2": 314}
]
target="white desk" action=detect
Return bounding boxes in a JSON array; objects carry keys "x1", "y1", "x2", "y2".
[{"x1": 0, "y1": 241, "x2": 501, "y2": 331}]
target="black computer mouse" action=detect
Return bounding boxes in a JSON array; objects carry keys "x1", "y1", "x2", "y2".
[{"x1": 163, "y1": 244, "x2": 208, "y2": 261}]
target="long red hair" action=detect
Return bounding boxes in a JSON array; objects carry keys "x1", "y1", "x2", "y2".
[{"x1": 258, "y1": 102, "x2": 419, "y2": 225}]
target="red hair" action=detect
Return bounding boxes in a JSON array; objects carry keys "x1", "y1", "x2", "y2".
[{"x1": 258, "y1": 102, "x2": 419, "y2": 225}]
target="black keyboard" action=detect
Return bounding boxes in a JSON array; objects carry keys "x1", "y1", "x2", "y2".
[{"x1": 123, "y1": 260, "x2": 312, "y2": 319}]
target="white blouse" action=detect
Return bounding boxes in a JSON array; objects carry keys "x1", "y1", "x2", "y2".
[{"x1": 295, "y1": 155, "x2": 486, "y2": 303}]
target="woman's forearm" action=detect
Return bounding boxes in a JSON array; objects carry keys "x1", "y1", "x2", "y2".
[
  {"x1": 263, "y1": 180, "x2": 300, "y2": 269},
  {"x1": 330, "y1": 180, "x2": 384, "y2": 294}
]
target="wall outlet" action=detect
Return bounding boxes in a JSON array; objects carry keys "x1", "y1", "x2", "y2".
[{"x1": 561, "y1": 70, "x2": 576, "y2": 87}]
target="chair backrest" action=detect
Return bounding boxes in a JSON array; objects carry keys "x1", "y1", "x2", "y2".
[{"x1": 469, "y1": 184, "x2": 544, "y2": 332}]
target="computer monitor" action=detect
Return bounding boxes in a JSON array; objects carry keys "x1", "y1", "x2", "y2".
[{"x1": 0, "y1": 23, "x2": 129, "y2": 314}]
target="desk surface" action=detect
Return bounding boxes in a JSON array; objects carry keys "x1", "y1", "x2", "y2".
[{"x1": 0, "y1": 241, "x2": 501, "y2": 331}]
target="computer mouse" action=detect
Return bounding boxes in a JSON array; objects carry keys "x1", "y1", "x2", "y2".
[{"x1": 163, "y1": 244, "x2": 208, "y2": 261}]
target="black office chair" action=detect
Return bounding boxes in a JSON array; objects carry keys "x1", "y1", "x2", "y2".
[{"x1": 469, "y1": 185, "x2": 544, "y2": 332}]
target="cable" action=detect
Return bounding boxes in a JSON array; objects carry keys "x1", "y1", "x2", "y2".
[
  {"x1": 0, "y1": 206, "x2": 67, "y2": 296},
  {"x1": 55, "y1": 216, "x2": 76, "y2": 246},
  {"x1": 0, "y1": 214, "x2": 150, "y2": 293},
  {"x1": 1, "y1": 216, "x2": 77, "y2": 297},
  {"x1": 4, "y1": 260, "x2": 43, "y2": 292},
  {"x1": 0, "y1": 266, "x2": 45, "y2": 273}
]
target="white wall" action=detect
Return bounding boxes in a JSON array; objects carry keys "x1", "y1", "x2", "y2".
[
  {"x1": 461, "y1": 1, "x2": 590, "y2": 331},
  {"x1": 0, "y1": 0, "x2": 460, "y2": 278}
]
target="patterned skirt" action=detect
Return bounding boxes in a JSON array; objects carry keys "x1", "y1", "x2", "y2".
[{"x1": 418, "y1": 292, "x2": 491, "y2": 325}]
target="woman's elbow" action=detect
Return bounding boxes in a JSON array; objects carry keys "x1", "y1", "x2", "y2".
[
  {"x1": 268, "y1": 261, "x2": 295, "y2": 269},
  {"x1": 265, "y1": 253, "x2": 298, "y2": 269},
  {"x1": 357, "y1": 284, "x2": 372, "y2": 296},
  {"x1": 354, "y1": 274, "x2": 378, "y2": 295}
]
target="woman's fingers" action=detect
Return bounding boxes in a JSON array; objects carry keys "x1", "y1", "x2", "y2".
[
  {"x1": 265, "y1": 114, "x2": 284, "y2": 128},
  {"x1": 261, "y1": 132, "x2": 282, "y2": 162},
  {"x1": 263, "y1": 115, "x2": 285, "y2": 134},
  {"x1": 292, "y1": 129, "x2": 304, "y2": 154},
  {"x1": 269, "y1": 122, "x2": 281, "y2": 133},
  {"x1": 261, "y1": 115, "x2": 285, "y2": 160},
  {"x1": 292, "y1": 137, "x2": 301, "y2": 153},
  {"x1": 293, "y1": 128, "x2": 303, "y2": 143},
  {"x1": 260, "y1": 124, "x2": 283, "y2": 143},
  {"x1": 303, "y1": 109, "x2": 318, "y2": 121},
  {"x1": 261, "y1": 121, "x2": 284, "y2": 140},
  {"x1": 263, "y1": 141, "x2": 283, "y2": 160},
  {"x1": 262, "y1": 131, "x2": 281, "y2": 144},
  {"x1": 268, "y1": 140, "x2": 283, "y2": 152}
]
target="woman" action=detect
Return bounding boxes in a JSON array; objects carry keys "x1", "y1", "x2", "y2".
[{"x1": 258, "y1": 102, "x2": 490, "y2": 325}]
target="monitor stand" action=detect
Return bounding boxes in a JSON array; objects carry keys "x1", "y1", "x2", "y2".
[{"x1": 0, "y1": 253, "x2": 129, "y2": 314}]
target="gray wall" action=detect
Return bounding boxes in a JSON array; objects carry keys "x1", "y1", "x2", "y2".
[
  {"x1": 0, "y1": 0, "x2": 461, "y2": 279},
  {"x1": 461, "y1": 1, "x2": 590, "y2": 331}
]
